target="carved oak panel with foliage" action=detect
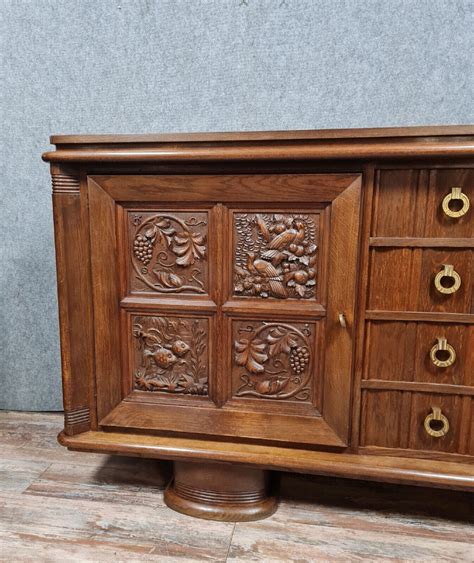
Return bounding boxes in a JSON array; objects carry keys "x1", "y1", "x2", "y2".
[
  {"x1": 232, "y1": 320, "x2": 314, "y2": 402},
  {"x1": 132, "y1": 315, "x2": 209, "y2": 396},
  {"x1": 129, "y1": 210, "x2": 208, "y2": 294},
  {"x1": 233, "y1": 212, "x2": 319, "y2": 299}
]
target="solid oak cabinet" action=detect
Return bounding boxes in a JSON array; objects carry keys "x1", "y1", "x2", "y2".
[{"x1": 43, "y1": 127, "x2": 474, "y2": 521}]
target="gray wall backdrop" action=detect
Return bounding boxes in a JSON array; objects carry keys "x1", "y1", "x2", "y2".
[{"x1": 1, "y1": 0, "x2": 473, "y2": 411}]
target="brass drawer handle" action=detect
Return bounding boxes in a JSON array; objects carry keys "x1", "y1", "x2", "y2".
[
  {"x1": 430, "y1": 337, "x2": 456, "y2": 368},
  {"x1": 424, "y1": 406, "x2": 450, "y2": 438},
  {"x1": 434, "y1": 264, "x2": 461, "y2": 294},
  {"x1": 442, "y1": 187, "x2": 470, "y2": 218}
]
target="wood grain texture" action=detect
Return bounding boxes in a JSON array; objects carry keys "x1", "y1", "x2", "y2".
[
  {"x1": 42, "y1": 130, "x2": 474, "y2": 163},
  {"x1": 92, "y1": 173, "x2": 357, "y2": 202},
  {"x1": 99, "y1": 400, "x2": 345, "y2": 447},
  {"x1": 48, "y1": 124, "x2": 474, "y2": 144},
  {"x1": 88, "y1": 178, "x2": 123, "y2": 420},
  {"x1": 361, "y1": 390, "x2": 473, "y2": 456},
  {"x1": 59, "y1": 429, "x2": 474, "y2": 491},
  {"x1": 363, "y1": 321, "x2": 474, "y2": 387},
  {"x1": 227, "y1": 473, "x2": 474, "y2": 562},
  {"x1": 367, "y1": 248, "x2": 473, "y2": 313}
]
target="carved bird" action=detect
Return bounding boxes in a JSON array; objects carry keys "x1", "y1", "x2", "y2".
[{"x1": 266, "y1": 219, "x2": 306, "y2": 251}]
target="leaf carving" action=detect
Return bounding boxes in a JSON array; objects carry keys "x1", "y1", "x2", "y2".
[
  {"x1": 154, "y1": 271, "x2": 184, "y2": 288},
  {"x1": 144, "y1": 226, "x2": 157, "y2": 239},
  {"x1": 295, "y1": 284, "x2": 306, "y2": 297},
  {"x1": 234, "y1": 338, "x2": 268, "y2": 373},
  {"x1": 172, "y1": 231, "x2": 206, "y2": 266},
  {"x1": 266, "y1": 327, "x2": 297, "y2": 356}
]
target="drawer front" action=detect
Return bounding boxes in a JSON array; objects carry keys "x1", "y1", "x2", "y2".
[
  {"x1": 372, "y1": 169, "x2": 473, "y2": 238},
  {"x1": 368, "y1": 248, "x2": 473, "y2": 313},
  {"x1": 361, "y1": 390, "x2": 473, "y2": 455},
  {"x1": 363, "y1": 321, "x2": 474, "y2": 386}
]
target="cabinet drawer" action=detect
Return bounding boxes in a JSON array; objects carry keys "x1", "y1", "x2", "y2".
[
  {"x1": 361, "y1": 390, "x2": 473, "y2": 455},
  {"x1": 368, "y1": 248, "x2": 473, "y2": 313},
  {"x1": 363, "y1": 321, "x2": 474, "y2": 386},
  {"x1": 372, "y1": 169, "x2": 473, "y2": 238}
]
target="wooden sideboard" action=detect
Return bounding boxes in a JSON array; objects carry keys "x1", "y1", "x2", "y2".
[{"x1": 43, "y1": 126, "x2": 474, "y2": 521}]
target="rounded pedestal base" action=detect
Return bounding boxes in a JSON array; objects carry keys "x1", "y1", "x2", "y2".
[{"x1": 164, "y1": 461, "x2": 278, "y2": 521}]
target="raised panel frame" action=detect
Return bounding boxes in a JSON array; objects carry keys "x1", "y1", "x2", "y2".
[{"x1": 88, "y1": 173, "x2": 361, "y2": 446}]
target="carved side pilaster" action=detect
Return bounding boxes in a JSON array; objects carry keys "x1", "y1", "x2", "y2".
[{"x1": 51, "y1": 167, "x2": 95, "y2": 435}]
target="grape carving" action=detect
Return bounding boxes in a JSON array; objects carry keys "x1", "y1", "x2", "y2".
[
  {"x1": 133, "y1": 234, "x2": 154, "y2": 265},
  {"x1": 234, "y1": 322, "x2": 312, "y2": 401},
  {"x1": 289, "y1": 346, "x2": 310, "y2": 375},
  {"x1": 130, "y1": 212, "x2": 207, "y2": 294}
]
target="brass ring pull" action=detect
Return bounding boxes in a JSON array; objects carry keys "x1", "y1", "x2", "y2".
[
  {"x1": 430, "y1": 337, "x2": 456, "y2": 368},
  {"x1": 424, "y1": 406, "x2": 450, "y2": 438},
  {"x1": 434, "y1": 264, "x2": 461, "y2": 294},
  {"x1": 442, "y1": 187, "x2": 470, "y2": 218}
]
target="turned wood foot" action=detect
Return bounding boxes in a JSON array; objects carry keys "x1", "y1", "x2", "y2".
[{"x1": 164, "y1": 461, "x2": 278, "y2": 521}]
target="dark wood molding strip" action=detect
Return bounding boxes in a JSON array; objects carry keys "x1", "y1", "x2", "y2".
[
  {"x1": 365, "y1": 311, "x2": 474, "y2": 324},
  {"x1": 49, "y1": 125, "x2": 474, "y2": 144},
  {"x1": 120, "y1": 296, "x2": 218, "y2": 313},
  {"x1": 369, "y1": 237, "x2": 474, "y2": 248},
  {"x1": 361, "y1": 380, "x2": 474, "y2": 396},
  {"x1": 58, "y1": 430, "x2": 474, "y2": 491},
  {"x1": 42, "y1": 139, "x2": 474, "y2": 163}
]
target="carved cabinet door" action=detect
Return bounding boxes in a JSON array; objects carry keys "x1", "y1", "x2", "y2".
[{"x1": 88, "y1": 173, "x2": 362, "y2": 447}]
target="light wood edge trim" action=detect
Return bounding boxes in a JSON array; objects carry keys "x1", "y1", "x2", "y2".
[
  {"x1": 58, "y1": 431, "x2": 474, "y2": 491},
  {"x1": 48, "y1": 125, "x2": 474, "y2": 144},
  {"x1": 361, "y1": 380, "x2": 474, "y2": 396},
  {"x1": 369, "y1": 237, "x2": 474, "y2": 248},
  {"x1": 42, "y1": 140, "x2": 474, "y2": 163},
  {"x1": 365, "y1": 311, "x2": 474, "y2": 324}
]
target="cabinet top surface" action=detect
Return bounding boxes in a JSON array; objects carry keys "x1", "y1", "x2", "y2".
[
  {"x1": 50, "y1": 125, "x2": 474, "y2": 145},
  {"x1": 43, "y1": 125, "x2": 474, "y2": 163}
]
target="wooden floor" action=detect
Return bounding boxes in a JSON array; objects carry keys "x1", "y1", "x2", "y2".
[{"x1": 0, "y1": 412, "x2": 472, "y2": 562}]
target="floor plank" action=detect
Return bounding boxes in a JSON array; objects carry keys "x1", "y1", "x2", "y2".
[
  {"x1": 227, "y1": 474, "x2": 474, "y2": 561},
  {"x1": 0, "y1": 459, "x2": 51, "y2": 493},
  {"x1": 0, "y1": 412, "x2": 473, "y2": 562},
  {"x1": 25, "y1": 458, "x2": 171, "y2": 507},
  {"x1": 0, "y1": 492, "x2": 233, "y2": 562}
]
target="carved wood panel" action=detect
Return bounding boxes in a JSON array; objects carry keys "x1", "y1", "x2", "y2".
[
  {"x1": 132, "y1": 315, "x2": 209, "y2": 396},
  {"x1": 88, "y1": 173, "x2": 361, "y2": 446},
  {"x1": 231, "y1": 319, "x2": 315, "y2": 402},
  {"x1": 128, "y1": 210, "x2": 208, "y2": 294},
  {"x1": 233, "y1": 212, "x2": 319, "y2": 299}
]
